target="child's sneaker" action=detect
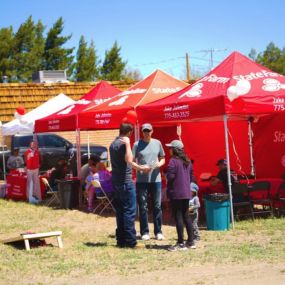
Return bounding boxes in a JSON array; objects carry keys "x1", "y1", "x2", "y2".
[
  {"x1": 86, "y1": 207, "x2": 93, "y2": 213},
  {"x1": 168, "y1": 243, "x2": 188, "y2": 252}
]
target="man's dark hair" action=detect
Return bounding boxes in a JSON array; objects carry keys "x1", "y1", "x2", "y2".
[
  {"x1": 119, "y1": 123, "x2": 133, "y2": 136},
  {"x1": 89, "y1": 154, "x2": 101, "y2": 165}
]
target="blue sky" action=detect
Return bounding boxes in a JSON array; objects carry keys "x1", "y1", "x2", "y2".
[{"x1": 1, "y1": 0, "x2": 284, "y2": 79}]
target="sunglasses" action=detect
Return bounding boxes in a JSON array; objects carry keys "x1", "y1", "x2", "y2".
[{"x1": 143, "y1": 129, "x2": 151, "y2": 133}]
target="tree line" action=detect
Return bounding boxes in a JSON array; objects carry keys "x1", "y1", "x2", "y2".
[
  {"x1": 249, "y1": 42, "x2": 285, "y2": 75},
  {"x1": 0, "y1": 16, "x2": 141, "y2": 83}
]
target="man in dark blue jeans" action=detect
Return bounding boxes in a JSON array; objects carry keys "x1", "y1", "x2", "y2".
[
  {"x1": 109, "y1": 123, "x2": 150, "y2": 248},
  {"x1": 132, "y1": 123, "x2": 165, "y2": 241}
]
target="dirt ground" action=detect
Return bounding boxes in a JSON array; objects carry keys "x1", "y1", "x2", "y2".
[{"x1": 20, "y1": 262, "x2": 285, "y2": 285}]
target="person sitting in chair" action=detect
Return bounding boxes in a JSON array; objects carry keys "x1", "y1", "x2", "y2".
[
  {"x1": 7, "y1": 148, "x2": 24, "y2": 171},
  {"x1": 85, "y1": 159, "x2": 101, "y2": 212},
  {"x1": 210, "y1": 158, "x2": 237, "y2": 193},
  {"x1": 97, "y1": 162, "x2": 113, "y2": 196},
  {"x1": 49, "y1": 159, "x2": 68, "y2": 192}
]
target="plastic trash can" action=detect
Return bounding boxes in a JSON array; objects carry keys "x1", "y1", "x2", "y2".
[
  {"x1": 58, "y1": 180, "x2": 80, "y2": 209},
  {"x1": 204, "y1": 193, "x2": 230, "y2": 230}
]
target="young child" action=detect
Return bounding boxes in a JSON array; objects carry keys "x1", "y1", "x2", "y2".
[
  {"x1": 96, "y1": 162, "x2": 113, "y2": 195},
  {"x1": 85, "y1": 161, "x2": 100, "y2": 212},
  {"x1": 189, "y1": 182, "x2": 200, "y2": 241}
]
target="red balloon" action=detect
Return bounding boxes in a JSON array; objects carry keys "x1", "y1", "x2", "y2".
[
  {"x1": 126, "y1": 110, "x2": 137, "y2": 124},
  {"x1": 16, "y1": 106, "x2": 25, "y2": 115},
  {"x1": 122, "y1": 117, "x2": 129, "y2": 123}
]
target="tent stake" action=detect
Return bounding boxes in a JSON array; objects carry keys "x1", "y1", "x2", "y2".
[{"x1": 223, "y1": 115, "x2": 235, "y2": 229}]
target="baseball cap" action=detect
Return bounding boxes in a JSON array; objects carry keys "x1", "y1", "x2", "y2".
[
  {"x1": 142, "y1": 123, "x2": 153, "y2": 131},
  {"x1": 216, "y1": 158, "x2": 227, "y2": 166},
  {"x1": 165, "y1": 140, "x2": 184, "y2": 150},
  {"x1": 190, "y1": 182, "x2": 199, "y2": 192}
]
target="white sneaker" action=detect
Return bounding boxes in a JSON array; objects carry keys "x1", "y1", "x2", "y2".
[
  {"x1": 141, "y1": 234, "x2": 150, "y2": 241},
  {"x1": 156, "y1": 233, "x2": 165, "y2": 240}
]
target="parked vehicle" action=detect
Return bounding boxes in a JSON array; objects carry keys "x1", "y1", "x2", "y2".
[{"x1": 0, "y1": 133, "x2": 108, "y2": 178}]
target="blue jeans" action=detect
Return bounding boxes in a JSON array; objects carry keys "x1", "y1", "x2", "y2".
[
  {"x1": 137, "y1": 182, "x2": 162, "y2": 236},
  {"x1": 113, "y1": 182, "x2": 137, "y2": 247}
]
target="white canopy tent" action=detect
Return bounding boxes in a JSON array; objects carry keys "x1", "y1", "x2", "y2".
[
  {"x1": 0, "y1": 93, "x2": 74, "y2": 180},
  {"x1": 1, "y1": 93, "x2": 74, "y2": 136}
]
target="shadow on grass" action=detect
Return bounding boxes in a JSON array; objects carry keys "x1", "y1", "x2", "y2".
[
  {"x1": 6, "y1": 240, "x2": 53, "y2": 250},
  {"x1": 145, "y1": 244, "x2": 170, "y2": 251},
  {"x1": 84, "y1": 242, "x2": 107, "y2": 247}
]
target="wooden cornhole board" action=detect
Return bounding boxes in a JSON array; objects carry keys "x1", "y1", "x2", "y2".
[{"x1": 1, "y1": 231, "x2": 63, "y2": 251}]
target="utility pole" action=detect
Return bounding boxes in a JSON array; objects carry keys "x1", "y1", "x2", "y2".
[
  {"x1": 199, "y1": 48, "x2": 227, "y2": 70},
  {"x1": 185, "y1": 52, "x2": 191, "y2": 81}
]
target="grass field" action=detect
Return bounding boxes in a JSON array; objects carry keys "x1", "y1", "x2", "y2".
[{"x1": 0, "y1": 199, "x2": 285, "y2": 285}]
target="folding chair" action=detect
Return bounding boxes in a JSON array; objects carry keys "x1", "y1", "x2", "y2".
[
  {"x1": 92, "y1": 180, "x2": 116, "y2": 215},
  {"x1": 277, "y1": 181, "x2": 285, "y2": 217},
  {"x1": 232, "y1": 183, "x2": 254, "y2": 219},
  {"x1": 248, "y1": 181, "x2": 273, "y2": 217},
  {"x1": 41, "y1": 177, "x2": 60, "y2": 207}
]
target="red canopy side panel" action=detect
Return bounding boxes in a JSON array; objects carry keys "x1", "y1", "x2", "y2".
[
  {"x1": 181, "y1": 121, "x2": 251, "y2": 180},
  {"x1": 253, "y1": 114, "x2": 285, "y2": 178},
  {"x1": 35, "y1": 113, "x2": 77, "y2": 132}
]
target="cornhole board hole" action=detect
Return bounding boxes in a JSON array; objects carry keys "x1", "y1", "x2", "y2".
[{"x1": 1, "y1": 231, "x2": 63, "y2": 251}]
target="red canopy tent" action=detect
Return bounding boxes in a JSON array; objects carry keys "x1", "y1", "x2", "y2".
[
  {"x1": 137, "y1": 51, "x2": 285, "y2": 228},
  {"x1": 34, "y1": 81, "x2": 121, "y2": 184},
  {"x1": 77, "y1": 70, "x2": 189, "y2": 130},
  {"x1": 137, "y1": 51, "x2": 285, "y2": 123},
  {"x1": 35, "y1": 80, "x2": 121, "y2": 132}
]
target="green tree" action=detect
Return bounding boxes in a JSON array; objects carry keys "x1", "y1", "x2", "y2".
[
  {"x1": 100, "y1": 41, "x2": 126, "y2": 81},
  {"x1": 255, "y1": 42, "x2": 285, "y2": 75},
  {"x1": 0, "y1": 26, "x2": 15, "y2": 82},
  {"x1": 123, "y1": 67, "x2": 143, "y2": 82},
  {"x1": 248, "y1": 48, "x2": 257, "y2": 61},
  {"x1": 13, "y1": 16, "x2": 45, "y2": 82},
  {"x1": 74, "y1": 36, "x2": 99, "y2": 81},
  {"x1": 43, "y1": 17, "x2": 74, "y2": 75}
]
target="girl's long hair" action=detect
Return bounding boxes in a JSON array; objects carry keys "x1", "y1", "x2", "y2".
[{"x1": 172, "y1": 147, "x2": 190, "y2": 166}]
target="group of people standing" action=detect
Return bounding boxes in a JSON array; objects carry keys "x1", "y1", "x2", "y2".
[{"x1": 109, "y1": 122, "x2": 200, "y2": 251}]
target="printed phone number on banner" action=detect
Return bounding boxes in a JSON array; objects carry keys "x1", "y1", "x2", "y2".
[
  {"x1": 164, "y1": 111, "x2": 190, "y2": 120},
  {"x1": 273, "y1": 97, "x2": 285, "y2": 111}
]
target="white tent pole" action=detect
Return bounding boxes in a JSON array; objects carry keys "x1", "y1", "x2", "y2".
[
  {"x1": 75, "y1": 128, "x2": 82, "y2": 209},
  {"x1": 87, "y1": 132, "x2": 90, "y2": 159},
  {"x1": 248, "y1": 117, "x2": 255, "y2": 178},
  {"x1": 223, "y1": 115, "x2": 235, "y2": 229},
  {"x1": 177, "y1": 124, "x2": 182, "y2": 140},
  {"x1": 75, "y1": 129, "x2": 82, "y2": 179},
  {"x1": 134, "y1": 123, "x2": 140, "y2": 141}
]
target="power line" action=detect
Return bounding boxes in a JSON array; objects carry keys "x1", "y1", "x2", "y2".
[
  {"x1": 197, "y1": 48, "x2": 227, "y2": 70},
  {"x1": 133, "y1": 54, "x2": 221, "y2": 68}
]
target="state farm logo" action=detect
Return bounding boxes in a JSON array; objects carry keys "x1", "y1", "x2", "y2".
[
  {"x1": 281, "y1": 155, "x2": 285, "y2": 167},
  {"x1": 273, "y1": 130, "x2": 285, "y2": 143}
]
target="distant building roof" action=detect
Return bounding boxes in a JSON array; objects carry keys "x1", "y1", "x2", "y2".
[{"x1": 0, "y1": 81, "x2": 131, "y2": 122}]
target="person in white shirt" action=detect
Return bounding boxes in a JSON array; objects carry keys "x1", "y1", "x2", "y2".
[{"x1": 7, "y1": 148, "x2": 24, "y2": 170}]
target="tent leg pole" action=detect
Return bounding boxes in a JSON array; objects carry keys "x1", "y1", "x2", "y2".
[
  {"x1": 2, "y1": 137, "x2": 6, "y2": 181},
  {"x1": 248, "y1": 118, "x2": 255, "y2": 178},
  {"x1": 223, "y1": 115, "x2": 235, "y2": 230},
  {"x1": 134, "y1": 123, "x2": 140, "y2": 141},
  {"x1": 76, "y1": 129, "x2": 82, "y2": 208},
  {"x1": 87, "y1": 132, "x2": 90, "y2": 159}
]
